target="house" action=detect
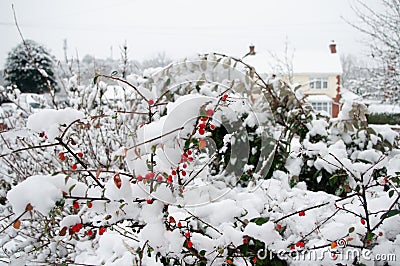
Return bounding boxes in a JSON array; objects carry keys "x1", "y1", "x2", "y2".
[{"x1": 242, "y1": 42, "x2": 343, "y2": 117}]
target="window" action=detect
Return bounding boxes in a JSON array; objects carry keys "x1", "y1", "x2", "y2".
[
  {"x1": 310, "y1": 77, "x2": 328, "y2": 90},
  {"x1": 311, "y1": 101, "x2": 332, "y2": 116}
]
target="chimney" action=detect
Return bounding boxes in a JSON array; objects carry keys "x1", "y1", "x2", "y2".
[
  {"x1": 329, "y1": 41, "x2": 337, "y2": 54},
  {"x1": 249, "y1": 44, "x2": 255, "y2": 55}
]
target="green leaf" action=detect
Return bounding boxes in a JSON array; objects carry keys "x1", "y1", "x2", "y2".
[
  {"x1": 68, "y1": 184, "x2": 76, "y2": 194},
  {"x1": 381, "y1": 209, "x2": 400, "y2": 220},
  {"x1": 250, "y1": 217, "x2": 269, "y2": 226},
  {"x1": 164, "y1": 78, "x2": 171, "y2": 88},
  {"x1": 111, "y1": 70, "x2": 118, "y2": 76},
  {"x1": 366, "y1": 232, "x2": 375, "y2": 241},
  {"x1": 389, "y1": 190, "x2": 395, "y2": 198},
  {"x1": 93, "y1": 74, "x2": 99, "y2": 84},
  {"x1": 348, "y1": 227, "x2": 355, "y2": 233},
  {"x1": 199, "y1": 250, "x2": 206, "y2": 256}
]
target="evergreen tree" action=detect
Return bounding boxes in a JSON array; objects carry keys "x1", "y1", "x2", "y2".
[{"x1": 4, "y1": 40, "x2": 57, "y2": 94}]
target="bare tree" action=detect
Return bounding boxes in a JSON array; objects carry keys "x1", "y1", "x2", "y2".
[{"x1": 346, "y1": 0, "x2": 400, "y2": 103}]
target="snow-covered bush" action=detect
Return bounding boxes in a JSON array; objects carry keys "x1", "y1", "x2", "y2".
[
  {"x1": 4, "y1": 40, "x2": 57, "y2": 95},
  {"x1": 0, "y1": 54, "x2": 399, "y2": 266}
]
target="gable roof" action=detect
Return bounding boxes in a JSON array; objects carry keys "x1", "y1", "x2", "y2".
[{"x1": 241, "y1": 48, "x2": 342, "y2": 75}]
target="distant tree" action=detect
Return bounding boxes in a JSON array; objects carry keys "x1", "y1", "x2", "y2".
[
  {"x1": 140, "y1": 52, "x2": 172, "y2": 70},
  {"x1": 4, "y1": 40, "x2": 57, "y2": 94},
  {"x1": 347, "y1": 0, "x2": 400, "y2": 103}
]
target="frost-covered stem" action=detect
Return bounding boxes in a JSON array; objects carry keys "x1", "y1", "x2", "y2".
[
  {"x1": 0, "y1": 142, "x2": 59, "y2": 159},
  {"x1": 56, "y1": 137, "x2": 104, "y2": 188},
  {"x1": 371, "y1": 192, "x2": 400, "y2": 231},
  {"x1": 301, "y1": 209, "x2": 340, "y2": 241},
  {"x1": 360, "y1": 185, "x2": 372, "y2": 242},
  {"x1": 126, "y1": 127, "x2": 184, "y2": 151},
  {"x1": 0, "y1": 208, "x2": 29, "y2": 235},
  {"x1": 63, "y1": 195, "x2": 110, "y2": 202},
  {"x1": 185, "y1": 209, "x2": 222, "y2": 235},
  {"x1": 97, "y1": 74, "x2": 148, "y2": 102},
  {"x1": 275, "y1": 192, "x2": 359, "y2": 223}
]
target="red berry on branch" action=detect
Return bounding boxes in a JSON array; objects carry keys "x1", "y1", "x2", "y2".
[
  {"x1": 87, "y1": 202, "x2": 93, "y2": 208},
  {"x1": 299, "y1": 211, "x2": 305, "y2": 216},
  {"x1": 167, "y1": 176, "x2": 173, "y2": 183},
  {"x1": 171, "y1": 170, "x2": 177, "y2": 175},
  {"x1": 199, "y1": 128, "x2": 205, "y2": 135},
  {"x1": 243, "y1": 236, "x2": 249, "y2": 244},
  {"x1": 73, "y1": 201, "x2": 79, "y2": 209},
  {"x1": 222, "y1": 94, "x2": 228, "y2": 101},
  {"x1": 169, "y1": 216, "x2": 176, "y2": 223},
  {"x1": 99, "y1": 227, "x2": 106, "y2": 235},
  {"x1": 146, "y1": 199, "x2": 153, "y2": 204},
  {"x1": 187, "y1": 240, "x2": 193, "y2": 248},
  {"x1": 210, "y1": 124, "x2": 215, "y2": 130},
  {"x1": 71, "y1": 164, "x2": 77, "y2": 170},
  {"x1": 87, "y1": 229, "x2": 93, "y2": 236},
  {"x1": 276, "y1": 224, "x2": 282, "y2": 230},
  {"x1": 182, "y1": 164, "x2": 187, "y2": 169},
  {"x1": 148, "y1": 99, "x2": 154, "y2": 105},
  {"x1": 361, "y1": 219, "x2": 366, "y2": 225},
  {"x1": 185, "y1": 231, "x2": 191, "y2": 238},
  {"x1": 206, "y1": 109, "x2": 214, "y2": 117},
  {"x1": 187, "y1": 150, "x2": 192, "y2": 155},
  {"x1": 137, "y1": 175, "x2": 143, "y2": 182},
  {"x1": 177, "y1": 222, "x2": 182, "y2": 228},
  {"x1": 181, "y1": 170, "x2": 186, "y2": 176},
  {"x1": 77, "y1": 152, "x2": 83, "y2": 158}
]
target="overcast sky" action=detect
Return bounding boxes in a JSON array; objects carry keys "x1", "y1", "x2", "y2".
[{"x1": 0, "y1": 0, "x2": 382, "y2": 67}]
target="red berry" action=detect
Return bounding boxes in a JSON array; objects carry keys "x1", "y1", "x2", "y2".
[
  {"x1": 146, "y1": 198, "x2": 153, "y2": 204},
  {"x1": 188, "y1": 157, "x2": 193, "y2": 162},
  {"x1": 177, "y1": 222, "x2": 182, "y2": 228},
  {"x1": 137, "y1": 175, "x2": 143, "y2": 182},
  {"x1": 361, "y1": 219, "x2": 366, "y2": 225},
  {"x1": 276, "y1": 224, "x2": 282, "y2": 230},
  {"x1": 182, "y1": 164, "x2": 187, "y2": 169},
  {"x1": 157, "y1": 175, "x2": 163, "y2": 182},
  {"x1": 148, "y1": 99, "x2": 154, "y2": 105},
  {"x1": 296, "y1": 241, "x2": 305, "y2": 248},
  {"x1": 222, "y1": 94, "x2": 228, "y2": 101},
  {"x1": 185, "y1": 231, "x2": 191, "y2": 238},
  {"x1": 378, "y1": 232, "x2": 383, "y2": 236},
  {"x1": 77, "y1": 152, "x2": 83, "y2": 158},
  {"x1": 87, "y1": 229, "x2": 93, "y2": 236},
  {"x1": 167, "y1": 175, "x2": 173, "y2": 183},
  {"x1": 187, "y1": 240, "x2": 193, "y2": 248},
  {"x1": 145, "y1": 173, "x2": 153, "y2": 180},
  {"x1": 73, "y1": 201, "x2": 79, "y2": 209},
  {"x1": 181, "y1": 170, "x2": 186, "y2": 176},
  {"x1": 253, "y1": 257, "x2": 257, "y2": 263},
  {"x1": 206, "y1": 109, "x2": 214, "y2": 117},
  {"x1": 87, "y1": 202, "x2": 93, "y2": 208},
  {"x1": 171, "y1": 170, "x2": 177, "y2": 175},
  {"x1": 71, "y1": 164, "x2": 77, "y2": 170},
  {"x1": 243, "y1": 236, "x2": 249, "y2": 244},
  {"x1": 290, "y1": 245, "x2": 295, "y2": 250},
  {"x1": 99, "y1": 227, "x2": 106, "y2": 235},
  {"x1": 210, "y1": 124, "x2": 215, "y2": 130},
  {"x1": 299, "y1": 211, "x2": 305, "y2": 216},
  {"x1": 187, "y1": 150, "x2": 192, "y2": 155},
  {"x1": 199, "y1": 128, "x2": 205, "y2": 135},
  {"x1": 199, "y1": 123, "x2": 206, "y2": 129}
]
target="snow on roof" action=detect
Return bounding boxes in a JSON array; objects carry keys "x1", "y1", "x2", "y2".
[
  {"x1": 306, "y1": 94, "x2": 333, "y2": 102},
  {"x1": 368, "y1": 104, "x2": 400, "y2": 114},
  {"x1": 292, "y1": 51, "x2": 342, "y2": 74},
  {"x1": 242, "y1": 50, "x2": 342, "y2": 75}
]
